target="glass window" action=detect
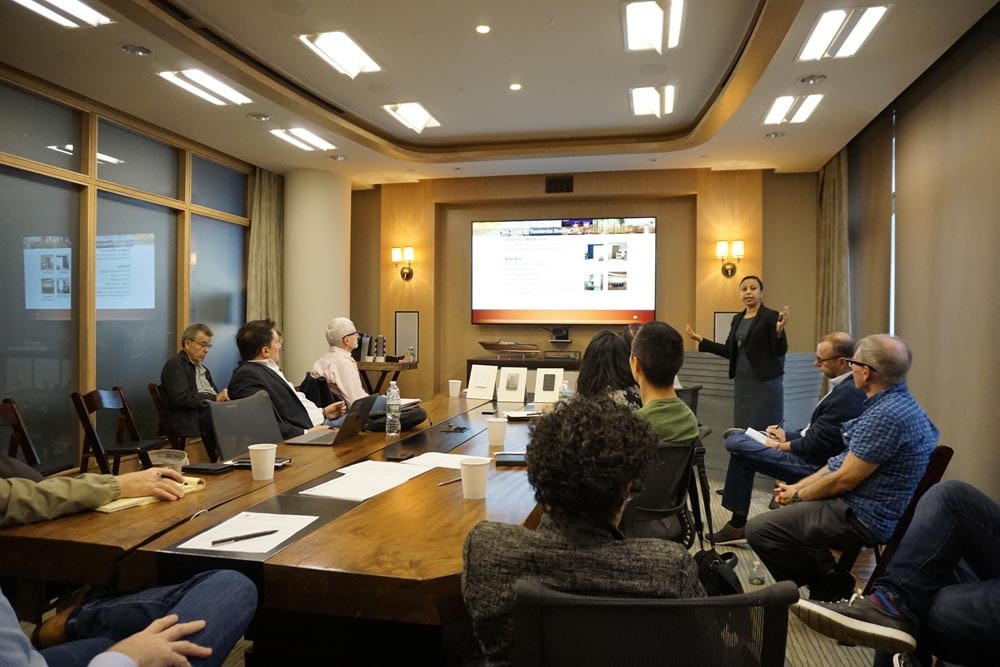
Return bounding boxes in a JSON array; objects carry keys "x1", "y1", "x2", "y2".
[
  {"x1": 97, "y1": 120, "x2": 178, "y2": 199},
  {"x1": 96, "y1": 192, "x2": 177, "y2": 438},
  {"x1": 192, "y1": 156, "x2": 247, "y2": 216},
  {"x1": 0, "y1": 82, "x2": 81, "y2": 172},
  {"x1": 190, "y1": 215, "x2": 246, "y2": 388},
  {"x1": 0, "y1": 166, "x2": 80, "y2": 469}
]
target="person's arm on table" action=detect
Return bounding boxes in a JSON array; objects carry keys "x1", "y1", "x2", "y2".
[{"x1": 1, "y1": 469, "x2": 185, "y2": 527}]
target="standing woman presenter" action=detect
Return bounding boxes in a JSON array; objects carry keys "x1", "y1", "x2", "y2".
[{"x1": 685, "y1": 276, "x2": 789, "y2": 429}]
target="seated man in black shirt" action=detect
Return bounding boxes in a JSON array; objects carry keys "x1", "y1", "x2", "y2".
[{"x1": 160, "y1": 323, "x2": 229, "y2": 456}]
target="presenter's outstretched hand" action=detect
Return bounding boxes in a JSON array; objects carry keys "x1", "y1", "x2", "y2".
[
  {"x1": 106, "y1": 614, "x2": 211, "y2": 667},
  {"x1": 776, "y1": 306, "x2": 790, "y2": 334},
  {"x1": 684, "y1": 324, "x2": 703, "y2": 344}
]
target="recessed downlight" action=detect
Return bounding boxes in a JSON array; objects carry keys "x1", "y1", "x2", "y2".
[
  {"x1": 765, "y1": 131, "x2": 785, "y2": 139},
  {"x1": 509, "y1": 83, "x2": 522, "y2": 91},
  {"x1": 246, "y1": 112, "x2": 271, "y2": 122},
  {"x1": 799, "y1": 74, "x2": 827, "y2": 85},
  {"x1": 476, "y1": 24, "x2": 490, "y2": 34},
  {"x1": 120, "y1": 43, "x2": 152, "y2": 57}
]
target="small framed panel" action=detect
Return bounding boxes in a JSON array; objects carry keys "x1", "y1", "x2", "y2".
[
  {"x1": 467, "y1": 364, "x2": 499, "y2": 400},
  {"x1": 497, "y1": 367, "x2": 528, "y2": 403},
  {"x1": 532, "y1": 368, "x2": 564, "y2": 403},
  {"x1": 395, "y1": 310, "x2": 418, "y2": 359}
]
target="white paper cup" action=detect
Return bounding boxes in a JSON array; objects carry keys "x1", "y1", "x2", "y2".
[
  {"x1": 248, "y1": 443, "x2": 277, "y2": 481},
  {"x1": 486, "y1": 417, "x2": 507, "y2": 448},
  {"x1": 364, "y1": 355, "x2": 375, "y2": 362},
  {"x1": 448, "y1": 379, "x2": 461, "y2": 397},
  {"x1": 460, "y1": 458, "x2": 490, "y2": 500}
]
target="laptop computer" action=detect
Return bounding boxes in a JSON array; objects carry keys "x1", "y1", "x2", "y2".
[{"x1": 284, "y1": 393, "x2": 379, "y2": 446}]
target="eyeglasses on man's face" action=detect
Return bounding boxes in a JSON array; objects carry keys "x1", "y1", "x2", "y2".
[
  {"x1": 815, "y1": 355, "x2": 842, "y2": 364},
  {"x1": 185, "y1": 339, "x2": 212, "y2": 350},
  {"x1": 845, "y1": 358, "x2": 877, "y2": 372}
]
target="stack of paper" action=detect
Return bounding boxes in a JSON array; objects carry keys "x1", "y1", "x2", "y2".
[{"x1": 300, "y1": 460, "x2": 429, "y2": 502}]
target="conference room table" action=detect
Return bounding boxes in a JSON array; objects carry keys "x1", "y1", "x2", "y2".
[{"x1": 0, "y1": 394, "x2": 542, "y2": 664}]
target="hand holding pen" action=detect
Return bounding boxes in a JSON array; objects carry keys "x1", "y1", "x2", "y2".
[{"x1": 765, "y1": 419, "x2": 786, "y2": 443}]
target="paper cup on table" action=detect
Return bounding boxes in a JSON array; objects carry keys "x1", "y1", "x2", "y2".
[
  {"x1": 448, "y1": 380, "x2": 462, "y2": 397},
  {"x1": 460, "y1": 458, "x2": 491, "y2": 500},
  {"x1": 248, "y1": 443, "x2": 277, "y2": 481},
  {"x1": 486, "y1": 417, "x2": 507, "y2": 449}
]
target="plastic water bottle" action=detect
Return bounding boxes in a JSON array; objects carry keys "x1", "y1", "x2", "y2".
[
  {"x1": 749, "y1": 558, "x2": 766, "y2": 586},
  {"x1": 558, "y1": 380, "x2": 573, "y2": 402},
  {"x1": 385, "y1": 381, "x2": 401, "y2": 437}
]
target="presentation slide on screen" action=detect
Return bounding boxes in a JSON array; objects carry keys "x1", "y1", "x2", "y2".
[
  {"x1": 471, "y1": 218, "x2": 656, "y2": 323},
  {"x1": 24, "y1": 233, "x2": 156, "y2": 310}
]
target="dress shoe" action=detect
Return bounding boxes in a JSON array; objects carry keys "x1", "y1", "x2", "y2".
[
  {"x1": 707, "y1": 522, "x2": 747, "y2": 545},
  {"x1": 722, "y1": 428, "x2": 745, "y2": 439},
  {"x1": 34, "y1": 603, "x2": 77, "y2": 648}
]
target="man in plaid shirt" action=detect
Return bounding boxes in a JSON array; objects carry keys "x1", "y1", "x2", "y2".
[{"x1": 746, "y1": 334, "x2": 938, "y2": 602}]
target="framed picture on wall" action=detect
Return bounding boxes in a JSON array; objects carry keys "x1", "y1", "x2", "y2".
[
  {"x1": 714, "y1": 312, "x2": 738, "y2": 344},
  {"x1": 394, "y1": 310, "x2": 418, "y2": 359}
]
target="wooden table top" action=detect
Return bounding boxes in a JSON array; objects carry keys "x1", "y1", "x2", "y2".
[
  {"x1": 7, "y1": 393, "x2": 541, "y2": 626},
  {"x1": 0, "y1": 394, "x2": 499, "y2": 588}
]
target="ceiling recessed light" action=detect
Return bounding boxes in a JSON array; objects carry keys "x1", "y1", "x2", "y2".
[
  {"x1": 667, "y1": 0, "x2": 684, "y2": 49},
  {"x1": 509, "y1": 83, "x2": 522, "y2": 91},
  {"x1": 246, "y1": 112, "x2": 271, "y2": 122},
  {"x1": 798, "y1": 6, "x2": 889, "y2": 61},
  {"x1": 269, "y1": 129, "x2": 314, "y2": 151},
  {"x1": 383, "y1": 102, "x2": 440, "y2": 133},
  {"x1": 763, "y1": 94, "x2": 823, "y2": 125},
  {"x1": 765, "y1": 131, "x2": 785, "y2": 139},
  {"x1": 476, "y1": 24, "x2": 490, "y2": 34},
  {"x1": 299, "y1": 31, "x2": 381, "y2": 79},
  {"x1": 288, "y1": 127, "x2": 336, "y2": 150},
  {"x1": 629, "y1": 85, "x2": 676, "y2": 117},
  {"x1": 799, "y1": 74, "x2": 827, "y2": 85},
  {"x1": 158, "y1": 70, "x2": 252, "y2": 105},
  {"x1": 120, "y1": 43, "x2": 152, "y2": 57},
  {"x1": 11, "y1": 0, "x2": 113, "y2": 28},
  {"x1": 331, "y1": 155, "x2": 348, "y2": 161},
  {"x1": 624, "y1": 1, "x2": 664, "y2": 54}
]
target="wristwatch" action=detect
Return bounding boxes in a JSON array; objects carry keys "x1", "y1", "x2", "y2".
[{"x1": 790, "y1": 489, "x2": 801, "y2": 503}]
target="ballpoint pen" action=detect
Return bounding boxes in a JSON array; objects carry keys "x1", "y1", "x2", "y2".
[
  {"x1": 437, "y1": 477, "x2": 463, "y2": 487},
  {"x1": 211, "y1": 529, "x2": 279, "y2": 546}
]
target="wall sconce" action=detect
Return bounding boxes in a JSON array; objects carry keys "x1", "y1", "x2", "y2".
[
  {"x1": 716, "y1": 239, "x2": 744, "y2": 278},
  {"x1": 391, "y1": 246, "x2": 414, "y2": 280}
]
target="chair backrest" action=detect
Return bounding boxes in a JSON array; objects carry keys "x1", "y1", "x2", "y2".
[
  {"x1": 513, "y1": 579, "x2": 799, "y2": 667},
  {"x1": 676, "y1": 383, "x2": 702, "y2": 415},
  {"x1": 861, "y1": 444, "x2": 954, "y2": 593},
  {"x1": 619, "y1": 439, "x2": 697, "y2": 545},
  {"x1": 207, "y1": 391, "x2": 283, "y2": 460},
  {"x1": 147, "y1": 383, "x2": 185, "y2": 450},
  {"x1": 71, "y1": 386, "x2": 148, "y2": 473},
  {"x1": 299, "y1": 373, "x2": 336, "y2": 408},
  {"x1": 0, "y1": 398, "x2": 41, "y2": 467}
]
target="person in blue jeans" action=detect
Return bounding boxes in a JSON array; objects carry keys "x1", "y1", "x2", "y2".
[
  {"x1": 791, "y1": 480, "x2": 1000, "y2": 665},
  {"x1": 711, "y1": 332, "x2": 865, "y2": 545},
  {"x1": 1, "y1": 569, "x2": 257, "y2": 667}
]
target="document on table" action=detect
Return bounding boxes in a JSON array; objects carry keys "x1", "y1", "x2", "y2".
[
  {"x1": 300, "y1": 460, "x2": 429, "y2": 502},
  {"x1": 178, "y1": 511, "x2": 318, "y2": 552},
  {"x1": 403, "y1": 452, "x2": 492, "y2": 470}
]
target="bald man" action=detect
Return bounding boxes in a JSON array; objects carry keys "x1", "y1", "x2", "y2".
[{"x1": 746, "y1": 335, "x2": 938, "y2": 602}]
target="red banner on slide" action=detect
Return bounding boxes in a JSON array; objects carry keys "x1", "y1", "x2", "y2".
[{"x1": 472, "y1": 309, "x2": 656, "y2": 325}]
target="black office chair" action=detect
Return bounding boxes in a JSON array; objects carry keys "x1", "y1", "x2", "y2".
[
  {"x1": 513, "y1": 579, "x2": 799, "y2": 667},
  {"x1": 676, "y1": 383, "x2": 703, "y2": 416},
  {"x1": 206, "y1": 390, "x2": 284, "y2": 460},
  {"x1": 619, "y1": 438, "x2": 699, "y2": 546}
]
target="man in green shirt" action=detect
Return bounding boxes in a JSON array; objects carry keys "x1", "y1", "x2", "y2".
[{"x1": 631, "y1": 321, "x2": 700, "y2": 442}]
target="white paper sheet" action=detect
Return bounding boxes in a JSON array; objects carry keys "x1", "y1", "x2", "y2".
[
  {"x1": 299, "y1": 460, "x2": 431, "y2": 501},
  {"x1": 336, "y1": 460, "x2": 429, "y2": 479},
  {"x1": 402, "y1": 452, "x2": 493, "y2": 470},
  {"x1": 744, "y1": 427, "x2": 768, "y2": 445},
  {"x1": 178, "y1": 511, "x2": 318, "y2": 553}
]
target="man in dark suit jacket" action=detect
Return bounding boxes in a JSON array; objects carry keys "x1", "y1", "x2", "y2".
[
  {"x1": 710, "y1": 332, "x2": 866, "y2": 545},
  {"x1": 160, "y1": 323, "x2": 229, "y2": 444},
  {"x1": 227, "y1": 319, "x2": 344, "y2": 441}
]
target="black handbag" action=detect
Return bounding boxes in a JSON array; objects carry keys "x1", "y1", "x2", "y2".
[{"x1": 694, "y1": 548, "x2": 744, "y2": 596}]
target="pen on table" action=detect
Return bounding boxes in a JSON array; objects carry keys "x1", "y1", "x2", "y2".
[
  {"x1": 211, "y1": 529, "x2": 279, "y2": 546},
  {"x1": 481, "y1": 410, "x2": 496, "y2": 415},
  {"x1": 437, "y1": 476, "x2": 463, "y2": 487}
]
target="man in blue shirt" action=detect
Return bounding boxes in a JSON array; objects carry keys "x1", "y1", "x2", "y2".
[{"x1": 746, "y1": 334, "x2": 938, "y2": 602}]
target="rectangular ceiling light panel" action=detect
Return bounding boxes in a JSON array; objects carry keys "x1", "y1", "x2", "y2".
[
  {"x1": 299, "y1": 31, "x2": 382, "y2": 78},
  {"x1": 9, "y1": 0, "x2": 111, "y2": 28},
  {"x1": 798, "y1": 6, "x2": 889, "y2": 61},
  {"x1": 383, "y1": 103, "x2": 440, "y2": 133}
]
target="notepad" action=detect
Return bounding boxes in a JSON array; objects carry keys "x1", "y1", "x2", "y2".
[
  {"x1": 744, "y1": 427, "x2": 769, "y2": 445},
  {"x1": 94, "y1": 476, "x2": 206, "y2": 513}
]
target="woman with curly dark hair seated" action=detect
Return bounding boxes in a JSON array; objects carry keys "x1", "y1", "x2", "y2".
[
  {"x1": 462, "y1": 396, "x2": 704, "y2": 666},
  {"x1": 576, "y1": 329, "x2": 642, "y2": 409}
]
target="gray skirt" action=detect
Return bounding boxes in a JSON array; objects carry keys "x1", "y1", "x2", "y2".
[{"x1": 733, "y1": 371, "x2": 783, "y2": 430}]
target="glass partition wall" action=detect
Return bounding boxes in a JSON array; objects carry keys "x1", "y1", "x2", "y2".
[{"x1": 0, "y1": 72, "x2": 251, "y2": 469}]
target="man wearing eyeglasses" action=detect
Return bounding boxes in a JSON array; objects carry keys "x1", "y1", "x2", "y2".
[
  {"x1": 160, "y1": 322, "x2": 229, "y2": 452},
  {"x1": 710, "y1": 332, "x2": 866, "y2": 545},
  {"x1": 311, "y1": 317, "x2": 370, "y2": 408},
  {"x1": 746, "y1": 334, "x2": 938, "y2": 602}
]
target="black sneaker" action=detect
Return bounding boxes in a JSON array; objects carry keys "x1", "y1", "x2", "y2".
[
  {"x1": 722, "y1": 428, "x2": 745, "y2": 439},
  {"x1": 808, "y1": 568, "x2": 857, "y2": 602},
  {"x1": 893, "y1": 654, "x2": 922, "y2": 667},
  {"x1": 791, "y1": 594, "x2": 917, "y2": 654},
  {"x1": 708, "y1": 522, "x2": 747, "y2": 545}
]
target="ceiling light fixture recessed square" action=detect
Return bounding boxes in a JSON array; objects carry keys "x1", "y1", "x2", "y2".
[
  {"x1": 624, "y1": 1, "x2": 664, "y2": 53},
  {"x1": 288, "y1": 128, "x2": 336, "y2": 151},
  {"x1": 798, "y1": 6, "x2": 889, "y2": 61},
  {"x1": 299, "y1": 31, "x2": 381, "y2": 79},
  {"x1": 630, "y1": 85, "x2": 676, "y2": 117},
  {"x1": 383, "y1": 103, "x2": 441, "y2": 134},
  {"x1": 10, "y1": 0, "x2": 112, "y2": 28},
  {"x1": 763, "y1": 94, "x2": 824, "y2": 125},
  {"x1": 180, "y1": 69, "x2": 252, "y2": 105},
  {"x1": 158, "y1": 72, "x2": 225, "y2": 105},
  {"x1": 269, "y1": 129, "x2": 315, "y2": 151}
]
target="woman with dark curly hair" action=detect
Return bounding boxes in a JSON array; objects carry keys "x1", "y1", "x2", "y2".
[
  {"x1": 576, "y1": 330, "x2": 642, "y2": 409},
  {"x1": 462, "y1": 396, "x2": 703, "y2": 666}
]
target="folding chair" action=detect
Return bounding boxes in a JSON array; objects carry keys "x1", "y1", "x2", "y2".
[{"x1": 71, "y1": 386, "x2": 165, "y2": 474}]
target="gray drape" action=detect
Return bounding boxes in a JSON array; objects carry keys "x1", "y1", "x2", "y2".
[{"x1": 247, "y1": 167, "x2": 283, "y2": 329}]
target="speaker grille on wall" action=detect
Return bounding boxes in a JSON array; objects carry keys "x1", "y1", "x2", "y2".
[{"x1": 545, "y1": 175, "x2": 574, "y2": 193}]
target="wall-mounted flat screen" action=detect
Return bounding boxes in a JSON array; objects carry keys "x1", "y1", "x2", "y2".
[{"x1": 471, "y1": 217, "x2": 656, "y2": 325}]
